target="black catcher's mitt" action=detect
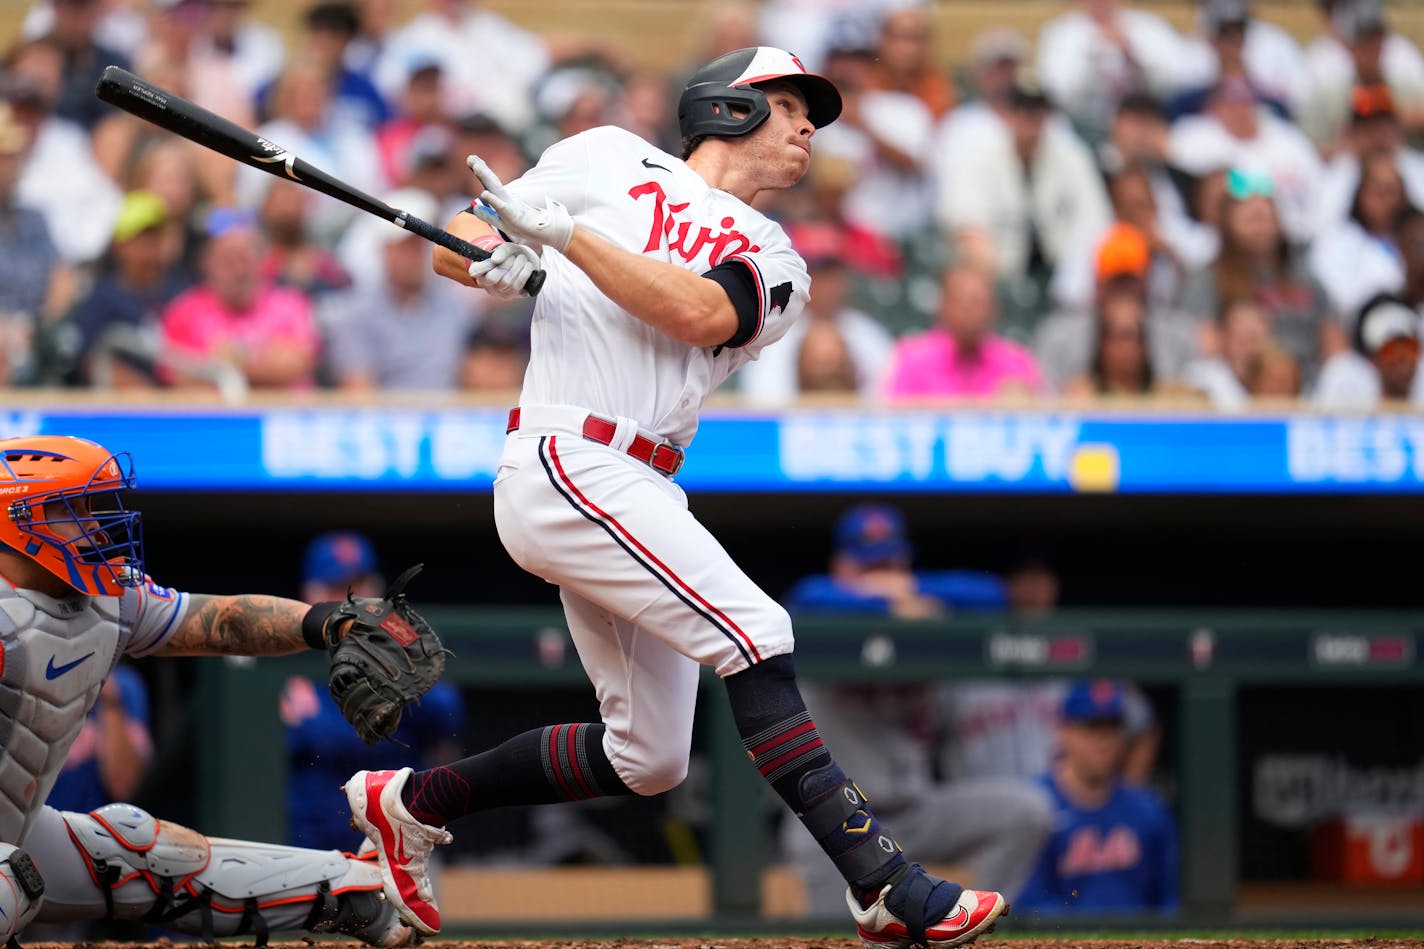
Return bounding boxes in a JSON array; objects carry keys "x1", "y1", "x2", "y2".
[{"x1": 319, "y1": 564, "x2": 447, "y2": 744}]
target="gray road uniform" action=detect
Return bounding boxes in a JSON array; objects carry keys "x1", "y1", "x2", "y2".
[{"x1": 0, "y1": 575, "x2": 406, "y2": 946}]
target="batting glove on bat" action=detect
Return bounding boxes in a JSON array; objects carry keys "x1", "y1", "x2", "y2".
[
  {"x1": 467, "y1": 154, "x2": 574, "y2": 253},
  {"x1": 468, "y1": 237, "x2": 541, "y2": 301},
  {"x1": 302, "y1": 564, "x2": 449, "y2": 745}
]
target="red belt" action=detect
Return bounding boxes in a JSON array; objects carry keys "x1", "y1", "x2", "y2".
[{"x1": 506, "y1": 408, "x2": 685, "y2": 476}]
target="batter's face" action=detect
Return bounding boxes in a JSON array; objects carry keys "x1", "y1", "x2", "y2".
[{"x1": 740, "y1": 82, "x2": 815, "y2": 189}]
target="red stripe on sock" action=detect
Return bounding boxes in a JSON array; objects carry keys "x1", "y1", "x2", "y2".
[
  {"x1": 566, "y1": 724, "x2": 597, "y2": 799},
  {"x1": 547, "y1": 724, "x2": 578, "y2": 801},
  {"x1": 758, "y1": 737, "x2": 824, "y2": 775},
  {"x1": 749, "y1": 719, "x2": 818, "y2": 757}
]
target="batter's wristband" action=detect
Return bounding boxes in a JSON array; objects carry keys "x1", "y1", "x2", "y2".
[{"x1": 302, "y1": 601, "x2": 345, "y2": 650}]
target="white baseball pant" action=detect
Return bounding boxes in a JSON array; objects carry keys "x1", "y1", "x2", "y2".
[{"x1": 494, "y1": 405, "x2": 796, "y2": 795}]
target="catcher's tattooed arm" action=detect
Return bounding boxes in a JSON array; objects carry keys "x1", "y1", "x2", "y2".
[{"x1": 155, "y1": 594, "x2": 335, "y2": 657}]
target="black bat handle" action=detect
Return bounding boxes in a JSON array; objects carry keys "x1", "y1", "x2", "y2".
[{"x1": 397, "y1": 213, "x2": 546, "y2": 297}]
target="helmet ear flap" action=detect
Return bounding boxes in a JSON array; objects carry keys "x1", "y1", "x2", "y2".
[{"x1": 678, "y1": 85, "x2": 771, "y2": 140}]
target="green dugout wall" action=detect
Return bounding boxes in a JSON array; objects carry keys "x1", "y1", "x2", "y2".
[{"x1": 194, "y1": 608, "x2": 1424, "y2": 928}]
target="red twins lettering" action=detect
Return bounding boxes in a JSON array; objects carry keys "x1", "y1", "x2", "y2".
[{"x1": 629, "y1": 181, "x2": 759, "y2": 265}]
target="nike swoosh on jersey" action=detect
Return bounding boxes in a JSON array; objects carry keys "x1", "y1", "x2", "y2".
[
  {"x1": 641, "y1": 157, "x2": 671, "y2": 173},
  {"x1": 46, "y1": 652, "x2": 95, "y2": 679}
]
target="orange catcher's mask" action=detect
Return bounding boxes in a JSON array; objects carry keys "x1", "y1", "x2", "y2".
[{"x1": 0, "y1": 436, "x2": 143, "y2": 596}]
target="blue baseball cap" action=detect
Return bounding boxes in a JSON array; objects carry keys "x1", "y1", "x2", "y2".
[
  {"x1": 834, "y1": 504, "x2": 913, "y2": 566},
  {"x1": 302, "y1": 531, "x2": 379, "y2": 586},
  {"x1": 1061, "y1": 679, "x2": 1127, "y2": 723},
  {"x1": 204, "y1": 205, "x2": 258, "y2": 239}
]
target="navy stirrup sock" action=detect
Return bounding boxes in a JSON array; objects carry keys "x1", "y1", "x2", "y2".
[
  {"x1": 724, "y1": 654, "x2": 925, "y2": 904},
  {"x1": 400, "y1": 723, "x2": 633, "y2": 826}
]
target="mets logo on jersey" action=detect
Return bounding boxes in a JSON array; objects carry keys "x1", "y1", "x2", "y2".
[
  {"x1": 629, "y1": 181, "x2": 759, "y2": 266},
  {"x1": 144, "y1": 580, "x2": 176, "y2": 600},
  {"x1": 1059, "y1": 826, "x2": 1142, "y2": 876}
]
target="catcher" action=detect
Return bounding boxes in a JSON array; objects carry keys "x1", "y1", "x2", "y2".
[{"x1": 0, "y1": 435, "x2": 446, "y2": 947}]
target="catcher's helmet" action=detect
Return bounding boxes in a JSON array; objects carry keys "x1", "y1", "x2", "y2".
[
  {"x1": 0, "y1": 436, "x2": 143, "y2": 596},
  {"x1": 678, "y1": 46, "x2": 842, "y2": 141}
]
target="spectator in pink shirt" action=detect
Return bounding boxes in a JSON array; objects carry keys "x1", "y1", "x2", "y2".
[
  {"x1": 882, "y1": 265, "x2": 1047, "y2": 400},
  {"x1": 160, "y1": 207, "x2": 320, "y2": 389}
]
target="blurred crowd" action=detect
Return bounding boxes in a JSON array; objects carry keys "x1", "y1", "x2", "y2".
[{"x1": 2, "y1": 0, "x2": 1423, "y2": 410}]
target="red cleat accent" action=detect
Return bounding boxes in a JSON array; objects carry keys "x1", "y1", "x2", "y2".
[
  {"x1": 343, "y1": 768, "x2": 452, "y2": 936},
  {"x1": 850, "y1": 885, "x2": 1008, "y2": 948}
]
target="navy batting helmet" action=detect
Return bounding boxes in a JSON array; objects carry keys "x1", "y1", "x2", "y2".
[{"x1": 678, "y1": 47, "x2": 842, "y2": 141}]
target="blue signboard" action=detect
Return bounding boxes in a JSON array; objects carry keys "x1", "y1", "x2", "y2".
[{"x1": 3, "y1": 405, "x2": 1423, "y2": 494}]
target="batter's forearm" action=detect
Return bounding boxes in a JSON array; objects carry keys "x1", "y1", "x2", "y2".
[
  {"x1": 563, "y1": 227, "x2": 738, "y2": 347},
  {"x1": 157, "y1": 594, "x2": 312, "y2": 656},
  {"x1": 434, "y1": 211, "x2": 499, "y2": 288}
]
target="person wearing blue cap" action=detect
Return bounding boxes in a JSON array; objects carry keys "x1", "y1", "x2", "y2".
[
  {"x1": 785, "y1": 503, "x2": 1011, "y2": 617},
  {"x1": 283, "y1": 532, "x2": 465, "y2": 851},
  {"x1": 779, "y1": 504, "x2": 1053, "y2": 919},
  {"x1": 1015, "y1": 678, "x2": 1179, "y2": 916}
]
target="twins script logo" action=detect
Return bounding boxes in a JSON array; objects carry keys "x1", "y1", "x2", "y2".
[{"x1": 630, "y1": 181, "x2": 759, "y2": 266}]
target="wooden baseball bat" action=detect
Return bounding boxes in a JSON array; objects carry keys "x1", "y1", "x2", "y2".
[{"x1": 94, "y1": 64, "x2": 545, "y2": 296}]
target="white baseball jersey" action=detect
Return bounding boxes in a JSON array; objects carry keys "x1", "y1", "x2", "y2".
[
  {"x1": 491, "y1": 126, "x2": 812, "y2": 793},
  {"x1": 505, "y1": 125, "x2": 810, "y2": 447},
  {"x1": 0, "y1": 576, "x2": 187, "y2": 843}
]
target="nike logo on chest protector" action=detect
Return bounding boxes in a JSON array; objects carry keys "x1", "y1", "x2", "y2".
[
  {"x1": 45, "y1": 652, "x2": 95, "y2": 679},
  {"x1": 0, "y1": 587, "x2": 123, "y2": 842}
]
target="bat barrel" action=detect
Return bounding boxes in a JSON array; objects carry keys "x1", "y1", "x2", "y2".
[{"x1": 96, "y1": 64, "x2": 545, "y2": 296}]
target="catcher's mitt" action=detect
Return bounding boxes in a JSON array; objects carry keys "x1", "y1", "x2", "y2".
[{"x1": 316, "y1": 564, "x2": 448, "y2": 744}]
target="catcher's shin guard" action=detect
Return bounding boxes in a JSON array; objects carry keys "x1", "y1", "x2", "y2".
[
  {"x1": 57, "y1": 804, "x2": 411, "y2": 946},
  {"x1": 0, "y1": 843, "x2": 45, "y2": 943}
]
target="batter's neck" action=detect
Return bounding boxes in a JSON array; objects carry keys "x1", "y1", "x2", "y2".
[{"x1": 685, "y1": 150, "x2": 759, "y2": 204}]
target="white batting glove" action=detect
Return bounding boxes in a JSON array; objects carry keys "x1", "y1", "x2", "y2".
[
  {"x1": 467, "y1": 154, "x2": 574, "y2": 253},
  {"x1": 468, "y1": 238, "x2": 541, "y2": 301}
]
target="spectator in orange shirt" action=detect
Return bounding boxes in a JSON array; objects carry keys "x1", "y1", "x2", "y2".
[{"x1": 869, "y1": 5, "x2": 956, "y2": 119}]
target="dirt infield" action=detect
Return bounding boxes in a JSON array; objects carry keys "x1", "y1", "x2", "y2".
[{"x1": 19, "y1": 934, "x2": 1424, "y2": 940}]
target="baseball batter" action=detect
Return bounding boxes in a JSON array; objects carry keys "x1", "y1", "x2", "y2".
[
  {"x1": 344, "y1": 48, "x2": 1007, "y2": 948},
  {"x1": 0, "y1": 436, "x2": 411, "y2": 947}
]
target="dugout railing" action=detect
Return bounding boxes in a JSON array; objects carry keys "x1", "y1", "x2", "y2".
[{"x1": 194, "y1": 608, "x2": 1424, "y2": 929}]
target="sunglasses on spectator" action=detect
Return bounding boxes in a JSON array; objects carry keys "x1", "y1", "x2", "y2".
[{"x1": 1227, "y1": 167, "x2": 1274, "y2": 199}]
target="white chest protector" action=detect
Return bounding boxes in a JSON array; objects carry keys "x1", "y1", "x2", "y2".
[{"x1": 0, "y1": 584, "x2": 127, "y2": 843}]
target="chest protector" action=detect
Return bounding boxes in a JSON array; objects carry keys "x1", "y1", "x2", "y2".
[{"x1": 0, "y1": 584, "x2": 124, "y2": 843}]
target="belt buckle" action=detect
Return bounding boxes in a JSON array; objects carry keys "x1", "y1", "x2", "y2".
[{"x1": 652, "y1": 443, "x2": 684, "y2": 476}]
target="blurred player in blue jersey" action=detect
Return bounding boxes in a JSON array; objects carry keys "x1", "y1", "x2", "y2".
[
  {"x1": 283, "y1": 532, "x2": 465, "y2": 851},
  {"x1": 784, "y1": 504, "x2": 1010, "y2": 618},
  {"x1": 780, "y1": 504, "x2": 1053, "y2": 916},
  {"x1": 1017, "y1": 679, "x2": 1178, "y2": 915}
]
